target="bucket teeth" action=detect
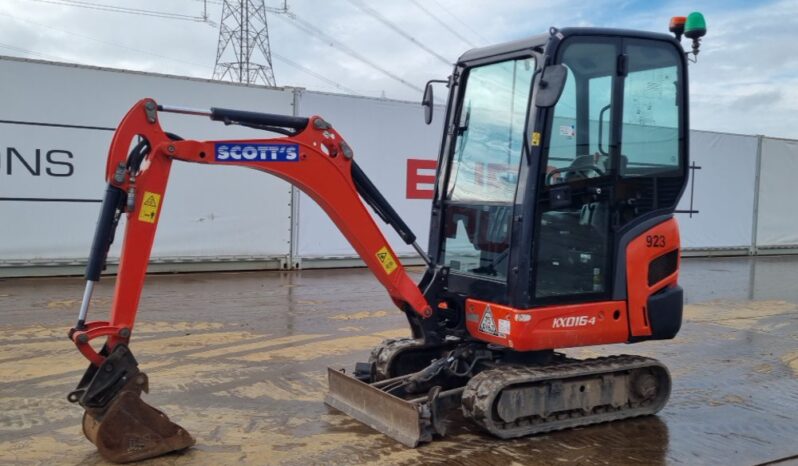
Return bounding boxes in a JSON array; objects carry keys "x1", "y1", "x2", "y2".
[{"x1": 82, "y1": 374, "x2": 195, "y2": 463}]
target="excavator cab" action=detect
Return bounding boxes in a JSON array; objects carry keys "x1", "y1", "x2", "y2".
[
  {"x1": 424, "y1": 27, "x2": 687, "y2": 314},
  {"x1": 67, "y1": 18, "x2": 705, "y2": 463}
]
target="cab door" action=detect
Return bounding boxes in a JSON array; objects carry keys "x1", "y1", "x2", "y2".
[
  {"x1": 532, "y1": 37, "x2": 620, "y2": 303},
  {"x1": 531, "y1": 35, "x2": 686, "y2": 305},
  {"x1": 436, "y1": 55, "x2": 537, "y2": 304}
]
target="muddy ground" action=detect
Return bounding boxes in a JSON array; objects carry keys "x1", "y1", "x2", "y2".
[{"x1": 1, "y1": 255, "x2": 797, "y2": 465}]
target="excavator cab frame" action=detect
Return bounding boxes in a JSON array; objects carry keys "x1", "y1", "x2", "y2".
[{"x1": 420, "y1": 27, "x2": 688, "y2": 341}]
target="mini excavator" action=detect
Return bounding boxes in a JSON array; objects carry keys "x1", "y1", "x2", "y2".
[{"x1": 67, "y1": 15, "x2": 706, "y2": 463}]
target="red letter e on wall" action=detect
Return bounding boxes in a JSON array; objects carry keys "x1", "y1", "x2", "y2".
[{"x1": 406, "y1": 159, "x2": 437, "y2": 200}]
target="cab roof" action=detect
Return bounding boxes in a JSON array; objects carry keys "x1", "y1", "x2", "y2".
[{"x1": 456, "y1": 27, "x2": 679, "y2": 64}]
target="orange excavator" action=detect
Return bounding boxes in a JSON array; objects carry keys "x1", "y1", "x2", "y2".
[{"x1": 67, "y1": 15, "x2": 706, "y2": 463}]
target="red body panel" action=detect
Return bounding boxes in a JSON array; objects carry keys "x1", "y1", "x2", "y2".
[
  {"x1": 71, "y1": 99, "x2": 431, "y2": 364},
  {"x1": 465, "y1": 219, "x2": 680, "y2": 350},
  {"x1": 465, "y1": 299, "x2": 630, "y2": 351},
  {"x1": 626, "y1": 218, "x2": 681, "y2": 337}
]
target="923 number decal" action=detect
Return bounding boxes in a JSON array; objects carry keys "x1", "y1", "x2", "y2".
[{"x1": 646, "y1": 235, "x2": 666, "y2": 248}]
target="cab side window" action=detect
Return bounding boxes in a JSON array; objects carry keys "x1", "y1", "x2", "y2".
[
  {"x1": 621, "y1": 42, "x2": 681, "y2": 177},
  {"x1": 545, "y1": 42, "x2": 616, "y2": 186},
  {"x1": 546, "y1": 66, "x2": 577, "y2": 180}
]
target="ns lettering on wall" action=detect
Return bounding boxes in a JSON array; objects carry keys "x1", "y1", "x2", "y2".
[{"x1": 2, "y1": 147, "x2": 75, "y2": 176}]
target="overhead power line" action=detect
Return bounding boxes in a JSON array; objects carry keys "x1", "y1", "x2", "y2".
[
  {"x1": 2, "y1": 7, "x2": 359, "y2": 97},
  {"x1": 274, "y1": 12, "x2": 423, "y2": 93},
  {"x1": 428, "y1": 0, "x2": 489, "y2": 45},
  {"x1": 16, "y1": 0, "x2": 428, "y2": 97},
  {"x1": 408, "y1": 0, "x2": 477, "y2": 48},
  {"x1": 0, "y1": 41, "x2": 63, "y2": 61},
  {"x1": 345, "y1": 0, "x2": 451, "y2": 66},
  {"x1": 0, "y1": 11, "x2": 210, "y2": 69},
  {"x1": 272, "y1": 52, "x2": 362, "y2": 96},
  {"x1": 25, "y1": 0, "x2": 211, "y2": 23}
]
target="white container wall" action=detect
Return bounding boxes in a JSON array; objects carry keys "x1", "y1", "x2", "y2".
[
  {"x1": 0, "y1": 123, "x2": 113, "y2": 261},
  {"x1": 0, "y1": 57, "x2": 295, "y2": 266},
  {"x1": 756, "y1": 137, "x2": 798, "y2": 249},
  {"x1": 3, "y1": 56, "x2": 798, "y2": 275},
  {"x1": 677, "y1": 131, "x2": 759, "y2": 251}
]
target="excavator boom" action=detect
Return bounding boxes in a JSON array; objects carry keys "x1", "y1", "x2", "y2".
[{"x1": 67, "y1": 98, "x2": 432, "y2": 462}]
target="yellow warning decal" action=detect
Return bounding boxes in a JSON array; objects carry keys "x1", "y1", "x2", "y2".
[
  {"x1": 138, "y1": 191, "x2": 161, "y2": 224},
  {"x1": 531, "y1": 131, "x2": 541, "y2": 146},
  {"x1": 376, "y1": 246, "x2": 397, "y2": 275}
]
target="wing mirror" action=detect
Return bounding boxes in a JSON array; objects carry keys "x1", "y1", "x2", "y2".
[
  {"x1": 422, "y1": 79, "x2": 448, "y2": 124},
  {"x1": 535, "y1": 64, "x2": 568, "y2": 108}
]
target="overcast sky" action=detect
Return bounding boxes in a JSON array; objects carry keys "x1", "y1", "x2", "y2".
[{"x1": 1, "y1": 0, "x2": 796, "y2": 138}]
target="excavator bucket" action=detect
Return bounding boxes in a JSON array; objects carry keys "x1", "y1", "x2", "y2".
[
  {"x1": 82, "y1": 386, "x2": 195, "y2": 463},
  {"x1": 324, "y1": 367, "x2": 461, "y2": 447},
  {"x1": 68, "y1": 346, "x2": 194, "y2": 463}
]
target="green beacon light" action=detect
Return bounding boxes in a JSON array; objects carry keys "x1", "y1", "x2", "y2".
[
  {"x1": 684, "y1": 12, "x2": 706, "y2": 40},
  {"x1": 684, "y1": 12, "x2": 706, "y2": 58}
]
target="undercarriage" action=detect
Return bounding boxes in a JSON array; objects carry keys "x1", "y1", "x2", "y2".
[{"x1": 325, "y1": 338, "x2": 671, "y2": 446}]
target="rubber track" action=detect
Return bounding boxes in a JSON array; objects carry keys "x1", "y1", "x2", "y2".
[
  {"x1": 369, "y1": 337, "x2": 426, "y2": 381},
  {"x1": 461, "y1": 354, "x2": 671, "y2": 438}
]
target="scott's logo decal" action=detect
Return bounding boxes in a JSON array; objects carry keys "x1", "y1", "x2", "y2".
[{"x1": 215, "y1": 143, "x2": 299, "y2": 162}]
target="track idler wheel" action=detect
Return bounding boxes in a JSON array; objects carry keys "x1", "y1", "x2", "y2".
[{"x1": 82, "y1": 373, "x2": 195, "y2": 463}]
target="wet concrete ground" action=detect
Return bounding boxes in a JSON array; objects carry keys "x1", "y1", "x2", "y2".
[{"x1": 0, "y1": 255, "x2": 797, "y2": 465}]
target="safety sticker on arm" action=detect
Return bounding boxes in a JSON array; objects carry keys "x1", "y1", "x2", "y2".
[
  {"x1": 138, "y1": 192, "x2": 161, "y2": 224},
  {"x1": 376, "y1": 246, "x2": 397, "y2": 275}
]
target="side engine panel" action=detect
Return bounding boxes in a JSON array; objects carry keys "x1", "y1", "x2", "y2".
[{"x1": 625, "y1": 217, "x2": 682, "y2": 338}]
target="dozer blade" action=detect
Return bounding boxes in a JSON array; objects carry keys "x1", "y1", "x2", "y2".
[
  {"x1": 82, "y1": 386, "x2": 195, "y2": 463},
  {"x1": 325, "y1": 367, "x2": 430, "y2": 447},
  {"x1": 325, "y1": 367, "x2": 460, "y2": 447}
]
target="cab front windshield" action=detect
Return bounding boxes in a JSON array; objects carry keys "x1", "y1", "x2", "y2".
[{"x1": 441, "y1": 56, "x2": 535, "y2": 279}]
